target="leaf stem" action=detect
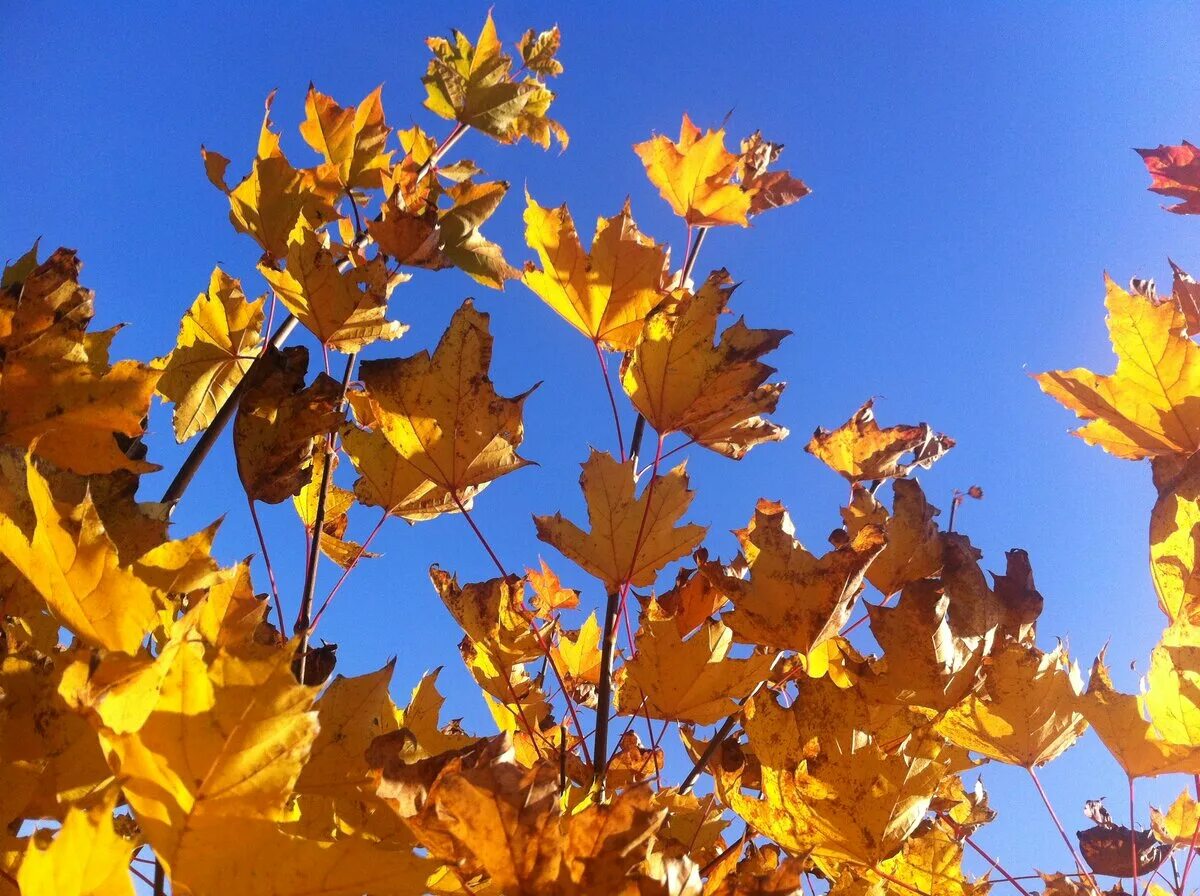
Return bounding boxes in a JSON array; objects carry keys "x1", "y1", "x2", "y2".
[
  {"x1": 247, "y1": 497, "x2": 286, "y2": 634},
  {"x1": 593, "y1": 340, "x2": 626, "y2": 462},
  {"x1": 153, "y1": 859, "x2": 165, "y2": 896},
  {"x1": 310, "y1": 508, "x2": 388, "y2": 631},
  {"x1": 452, "y1": 492, "x2": 507, "y2": 578},
  {"x1": 1131, "y1": 775, "x2": 1141, "y2": 896},
  {"x1": 938, "y1": 815, "x2": 1033, "y2": 896},
  {"x1": 295, "y1": 352, "x2": 356, "y2": 683},
  {"x1": 1027, "y1": 766, "x2": 1099, "y2": 893}
]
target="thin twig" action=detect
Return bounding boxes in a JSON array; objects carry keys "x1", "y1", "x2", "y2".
[
  {"x1": 593, "y1": 340, "x2": 626, "y2": 461},
  {"x1": 310, "y1": 508, "x2": 389, "y2": 631},
  {"x1": 938, "y1": 815, "x2": 1033, "y2": 896},
  {"x1": 1131, "y1": 775, "x2": 1141, "y2": 896},
  {"x1": 1028, "y1": 766, "x2": 1100, "y2": 893},
  {"x1": 247, "y1": 497, "x2": 286, "y2": 634},
  {"x1": 452, "y1": 492, "x2": 507, "y2": 578},
  {"x1": 153, "y1": 859, "x2": 166, "y2": 895},
  {"x1": 295, "y1": 353, "x2": 357, "y2": 682},
  {"x1": 592, "y1": 588, "x2": 621, "y2": 796}
]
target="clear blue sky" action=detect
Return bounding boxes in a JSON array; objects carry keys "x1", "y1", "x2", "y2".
[{"x1": 6, "y1": 1, "x2": 1200, "y2": 882}]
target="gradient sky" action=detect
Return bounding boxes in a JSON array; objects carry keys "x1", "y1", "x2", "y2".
[{"x1": 7, "y1": 1, "x2": 1200, "y2": 885}]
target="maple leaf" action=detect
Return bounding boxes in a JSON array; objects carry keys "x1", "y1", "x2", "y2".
[
  {"x1": 0, "y1": 247, "x2": 160, "y2": 475},
  {"x1": 0, "y1": 459, "x2": 158, "y2": 653},
  {"x1": 234, "y1": 347, "x2": 344, "y2": 504},
  {"x1": 876, "y1": 825, "x2": 990, "y2": 896},
  {"x1": 935, "y1": 641, "x2": 1088, "y2": 767},
  {"x1": 17, "y1": 791, "x2": 135, "y2": 896},
  {"x1": 155, "y1": 267, "x2": 265, "y2": 442},
  {"x1": 299, "y1": 84, "x2": 393, "y2": 191},
  {"x1": 807, "y1": 399, "x2": 954, "y2": 481},
  {"x1": 863, "y1": 581, "x2": 988, "y2": 713},
  {"x1": 720, "y1": 743, "x2": 949, "y2": 870},
  {"x1": 258, "y1": 221, "x2": 406, "y2": 352},
  {"x1": 723, "y1": 499, "x2": 885, "y2": 654},
  {"x1": 1036, "y1": 275, "x2": 1200, "y2": 459},
  {"x1": 1081, "y1": 650, "x2": 1200, "y2": 778},
  {"x1": 534, "y1": 449, "x2": 707, "y2": 592},
  {"x1": 552, "y1": 611, "x2": 602, "y2": 694},
  {"x1": 1142, "y1": 624, "x2": 1200, "y2": 749},
  {"x1": 522, "y1": 194, "x2": 668, "y2": 350},
  {"x1": 439, "y1": 179, "x2": 520, "y2": 289},
  {"x1": 634, "y1": 114, "x2": 753, "y2": 227},
  {"x1": 356, "y1": 299, "x2": 534, "y2": 504},
  {"x1": 1138, "y1": 141, "x2": 1200, "y2": 214},
  {"x1": 1152, "y1": 789, "x2": 1200, "y2": 846},
  {"x1": 1151, "y1": 452, "x2": 1200, "y2": 626},
  {"x1": 526, "y1": 558, "x2": 580, "y2": 619},
  {"x1": 738, "y1": 131, "x2": 812, "y2": 216},
  {"x1": 423, "y1": 13, "x2": 567, "y2": 149},
  {"x1": 643, "y1": 549, "x2": 732, "y2": 636},
  {"x1": 616, "y1": 618, "x2": 774, "y2": 725},
  {"x1": 201, "y1": 91, "x2": 338, "y2": 261},
  {"x1": 291, "y1": 438, "x2": 373, "y2": 570},
  {"x1": 430, "y1": 568, "x2": 542, "y2": 671},
  {"x1": 341, "y1": 422, "x2": 458, "y2": 521},
  {"x1": 839, "y1": 478, "x2": 943, "y2": 596},
  {"x1": 621, "y1": 270, "x2": 790, "y2": 459}
]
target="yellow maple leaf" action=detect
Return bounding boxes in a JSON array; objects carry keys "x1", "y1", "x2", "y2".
[
  {"x1": 299, "y1": 84, "x2": 393, "y2": 191},
  {"x1": 841, "y1": 479, "x2": 944, "y2": 597},
  {"x1": 807, "y1": 399, "x2": 954, "y2": 482},
  {"x1": 935, "y1": 641, "x2": 1088, "y2": 767},
  {"x1": 155, "y1": 267, "x2": 265, "y2": 442},
  {"x1": 616, "y1": 618, "x2": 774, "y2": 725},
  {"x1": 875, "y1": 824, "x2": 990, "y2": 896},
  {"x1": 723, "y1": 499, "x2": 885, "y2": 654},
  {"x1": 423, "y1": 13, "x2": 567, "y2": 149},
  {"x1": 1151, "y1": 789, "x2": 1200, "y2": 846},
  {"x1": 1081, "y1": 650, "x2": 1200, "y2": 778},
  {"x1": 720, "y1": 745, "x2": 948, "y2": 870},
  {"x1": 440, "y1": 180, "x2": 520, "y2": 289},
  {"x1": 534, "y1": 449, "x2": 707, "y2": 592},
  {"x1": 1151, "y1": 452, "x2": 1200, "y2": 625},
  {"x1": 357, "y1": 300, "x2": 534, "y2": 502},
  {"x1": 201, "y1": 91, "x2": 338, "y2": 261},
  {"x1": 1143, "y1": 623, "x2": 1200, "y2": 749},
  {"x1": 430, "y1": 568, "x2": 542, "y2": 672},
  {"x1": 233, "y1": 347, "x2": 344, "y2": 505},
  {"x1": 620, "y1": 270, "x2": 790, "y2": 459},
  {"x1": 258, "y1": 221, "x2": 406, "y2": 353},
  {"x1": 526, "y1": 558, "x2": 580, "y2": 619},
  {"x1": 0, "y1": 459, "x2": 157, "y2": 653},
  {"x1": 292, "y1": 438, "x2": 373, "y2": 569},
  {"x1": 1037, "y1": 275, "x2": 1200, "y2": 459},
  {"x1": 17, "y1": 791, "x2": 134, "y2": 896},
  {"x1": 634, "y1": 114, "x2": 752, "y2": 227},
  {"x1": 522, "y1": 194, "x2": 668, "y2": 350}
]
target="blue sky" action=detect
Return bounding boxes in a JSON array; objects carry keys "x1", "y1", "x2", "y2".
[{"x1": 7, "y1": 1, "x2": 1200, "y2": 883}]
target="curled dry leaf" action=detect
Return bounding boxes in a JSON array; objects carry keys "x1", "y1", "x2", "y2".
[
  {"x1": 1138, "y1": 140, "x2": 1200, "y2": 215},
  {"x1": 806, "y1": 399, "x2": 954, "y2": 482}
]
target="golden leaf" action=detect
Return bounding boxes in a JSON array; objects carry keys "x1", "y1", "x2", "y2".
[
  {"x1": 430, "y1": 568, "x2": 542, "y2": 671},
  {"x1": 720, "y1": 744, "x2": 948, "y2": 869},
  {"x1": 201, "y1": 91, "x2": 338, "y2": 261},
  {"x1": 522, "y1": 194, "x2": 668, "y2": 350},
  {"x1": 357, "y1": 300, "x2": 534, "y2": 502},
  {"x1": 233, "y1": 347, "x2": 344, "y2": 504},
  {"x1": 17, "y1": 791, "x2": 134, "y2": 896},
  {"x1": 0, "y1": 460, "x2": 157, "y2": 653},
  {"x1": 875, "y1": 824, "x2": 990, "y2": 896},
  {"x1": 155, "y1": 267, "x2": 264, "y2": 442},
  {"x1": 1151, "y1": 789, "x2": 1200, "y2": 846},
  {"x1": 807, "y1": 399, "x2": 954, "y2": 482},
  {"x1": 1081, "y1": 651, "x2": 1200, "y2": 778},
  {"x1": 724, "y1": 499, "x2": 884, "y2": 654},
  {"x1": 1151, "y1": 452, "x2": 1200, "y2": 625},
  {"x1": 616, "y1": 618, "x2": 774, "y2": 725},
  {"x1": 935, "y1": 641, "x2": 1088, "y2": 767},
  {"x1": 526, "y1": 559, "x2": 580, "y2": 619},
  {"x1": 1036, "y1": 275, "x2": 1200, "y2": 459},
  {"x1": 258, "y1": 221, "x2": 406, "y2": 352},
  {"x1": 1143, "y1": 624, "x2": 1200, "y2": 748},
  {"x1": 841, "y1": 479, "x2": 943, "y2": 597},
  {"x1": 534, "y1": 449, "x2": 707, "y2": 592},
  {"x1": 621, "y1": 270, "x2": 789, "y2": 459},
  {"x1": 634, "y1": 115, "x2": 752, "y2": 227},
  {"x1": 299, "y1": 84, "x2": 393, "y2": 191},
  {"x1": 439, "y1": 180, "x2": 520, "y2": 289},
  {"x1": 644, "y1": 549, "x2": 731, "y2": 637},
  {"x1": 423, "y1": 12, "x2": 566, "y2": 148}
]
